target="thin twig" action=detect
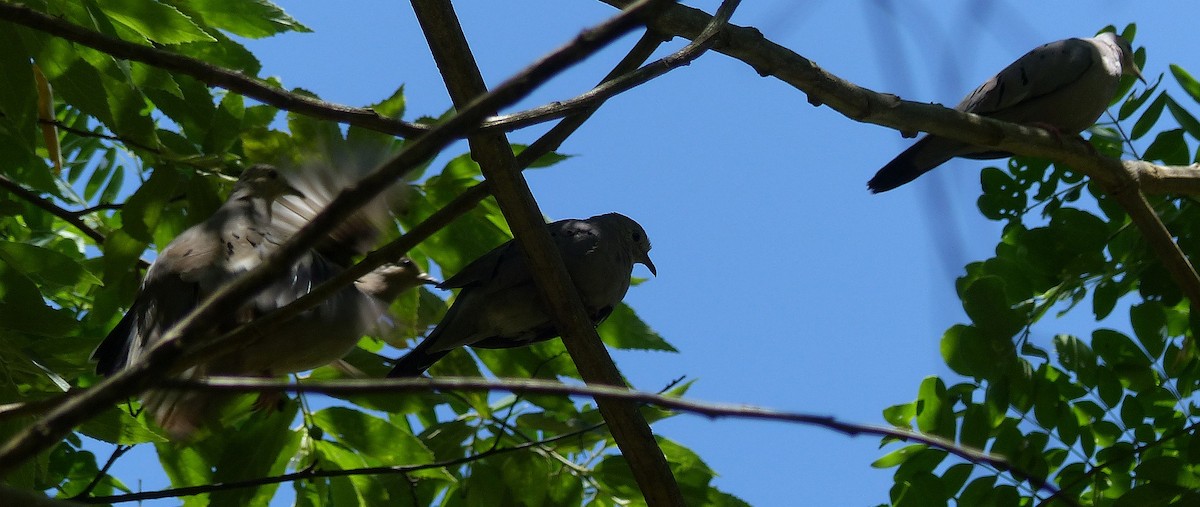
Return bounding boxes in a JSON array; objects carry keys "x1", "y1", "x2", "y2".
[
  {"x1": 0, "y1": 174, "x2": 151, "y2": 270},
  {"x1": 77, "y1": 411, "x2": 609, "y2": 504},
  {"x1": 69, "y1": 444, "x2": 131, "y2": 500}
]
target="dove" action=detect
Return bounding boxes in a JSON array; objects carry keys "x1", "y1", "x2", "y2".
[
  {"x1": 92, "y1": 163, "x2": 405, "y2": 439},
  {"x1": 387, "y1": 213, "x2": 655, "y2": 377},
  {"x1": 868, "y1": 31, "x2": 1145, "y2": 193}
]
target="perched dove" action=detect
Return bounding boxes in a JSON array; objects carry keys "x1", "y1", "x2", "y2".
[
  {"x1": 92, "y1": 164, "x2": 419, "y2": 439},
  {"x1": 868, "y1": 32, "x2": 1144, "y2": 193},
  {"x1": 387, "y1": 213, "x2": 655, "y2": 377}
]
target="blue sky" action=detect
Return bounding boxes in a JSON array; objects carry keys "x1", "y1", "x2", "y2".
[{"x1": 93, "y1": 1, "x2": 1200, "y2": 505}]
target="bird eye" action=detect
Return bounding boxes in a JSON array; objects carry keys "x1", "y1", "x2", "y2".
[{"x1": 632, "y1": 232, "x2": 642, "y2": 242}]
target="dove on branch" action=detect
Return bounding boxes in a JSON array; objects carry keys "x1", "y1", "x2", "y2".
[
  {"x1": 387, "y1": 213, "x2": 655, "y2": 377},
  {"x1": 868, "y1": 31, "x2": 1145, "y2": 193}
]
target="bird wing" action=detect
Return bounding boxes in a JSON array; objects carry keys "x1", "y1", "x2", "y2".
[{"x1": 956, "y1": 37, "x2": 1099, "y2": 118}]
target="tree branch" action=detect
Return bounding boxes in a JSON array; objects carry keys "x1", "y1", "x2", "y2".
[
  {"x1": 594, "y1": 0, "x2": 1200, "y2": 322},
  {"x1": 408, "y1": 0, "x2": 695, "y2": 504},
  {"x1": 0, "y1": 0, "x2": 659, "y2": 478},
  {"x1": 77, "y1": 411, "x2": 607, "y2": 505},
  {"x1": 171, "y1": 376, "x2": 1064, "y2": 501}
]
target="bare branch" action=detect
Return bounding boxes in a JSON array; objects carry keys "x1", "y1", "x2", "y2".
[
  {"x1": 594, "y1": 0, "x2": 1200, "y2": 332},
  {"x1": 479, "y1": 0, "x2": 733, "y2": 134},
  {"x1": 0, "y1": 0, "x2": 661, "y2": 477}
]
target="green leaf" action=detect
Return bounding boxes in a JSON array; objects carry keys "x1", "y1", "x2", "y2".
[
  {"x1": 1165, "y1": 96, "x2": 1200, "y2": 141},
  {"x1": 175, "y1": 0, "x2": 311, "y2": 38},
  {"x1": 1119, "y1": 76, "x2": 1160, "y2": 120},
  {"x1": 1143, "y1": 129, "x2": 1190, "y2": 165},
  {"x1": 1092, "y1": 278, "x2": 1121, "y2": 320},
  {"x1": 77, "y1": 406, "x2": 168, "y2": 445},
  {"x1": 959, "y1": 403, "x2": 990, "y2": 450},
  {"x1": 891, "y1": 471, "x2": 947, "y2": 507},
  {"x1": 977, "y1": 167, "x2": 1026, "y2": 221},
  {"x1": 1171, "y1": 64, "x2": 1200, "y2": 104},
  {"x1": 915, "y1": 376, "x2": 955, "y2": 439},
  {"x1": 1114, "y1": 483, "x2": 1192, "y2": 507},
  {"x1": 1129, "y1": 302, "x2": 1168, "y2": 360},
  {"x1": 0, "y1": 256, "x2": 79, "y2": 336},
  {"x1": 942, "y1": 324, "x2": 1009, "y2": 379},
  {"x1": 0, "y1": 25, "x2": 37, "y2": 134},
  {"x1": 0, "y1": 241, "x2": 102, "y2": 289},
  {"x1": 202, "y1": 92, "x2": 245, "y2": 153},
  {"x1": 158, "y1": 399, "x2": 300, "y2": 506},
  {"x1": 958, "y1": 276, "x2": 1025, "y2": 342},
  {"x1": 119, "y1": 166, "x2": 182, "y2": 243},
  {"x1": 1093, "y1": 329, "x2": 1150, "y2": 367},
  {"x1": 312, "y1": 407, "x2": 444, "y2": 479},
  {"x1": 958, "y1": 476, "x2": 998, "y2": 505},
  {"x1": 99, "y1": 0, "x2": 216, "y2": 44},
  {"x1": 1053, "y1": 334, "x2": 1097, "y2": 386},
  {"x1": 883, "y1": 402, "x2": 916, "y2": 427},
  {"x1": 597, "y1": 303, "x2": 676, "y2": 352},
  {"x1": 1130, "y1": 92, "x2": 1167, "y2": 140}
]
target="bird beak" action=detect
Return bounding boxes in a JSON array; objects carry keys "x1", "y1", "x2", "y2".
[
  {"x1": 283, "y1": 182, "x2": 303, "y2": 197},
  {"x1": 417, "y1": 272, "x2": 440, "y2": 285},
  {"x1": 640, "y1": 256, "x2": 657, "y2": 277}
]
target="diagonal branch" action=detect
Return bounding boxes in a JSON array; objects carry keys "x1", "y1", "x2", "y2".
[
  {"x1": 407, "y1": 0, "x2": 698, "y2": 505},
  {"x1": 0, "y1": 0, "x2": 661, "y2": 478},
  {"x1": 594, "y1": 0, "x2": 1200, "y2": 319}
]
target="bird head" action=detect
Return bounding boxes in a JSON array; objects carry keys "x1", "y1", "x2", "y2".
[
  {"x1": 1101, "y1": 32, "x2": 1146, "y2": 84},
  {"x1": 357, "y1": 257, "x2": 440, "y2": 302},
  {"x1": 603, "y1": 213, "x2": 656, "y2": 277},
  {"x1": 234, "y1": 164, "x2": 302, "y2": 201}
]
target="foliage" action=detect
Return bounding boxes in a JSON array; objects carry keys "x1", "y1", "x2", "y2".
[
  {"x1": 878, "y1": 27, "x2": 1200, "y2": 507},
  {"x1": 0, "y1": 1, "x2": 742, "y2": 505}
]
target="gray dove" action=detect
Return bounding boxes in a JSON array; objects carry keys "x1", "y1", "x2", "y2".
[
  {"x1": 868, "y1": 31, "x2": 1144, "y2": 193},
  {"x1": 92, "y1": 164, "x2": 414, "y2": 439},
  {"x1": 387, "y1": 213, "x2": 655, "y2": 377}
]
